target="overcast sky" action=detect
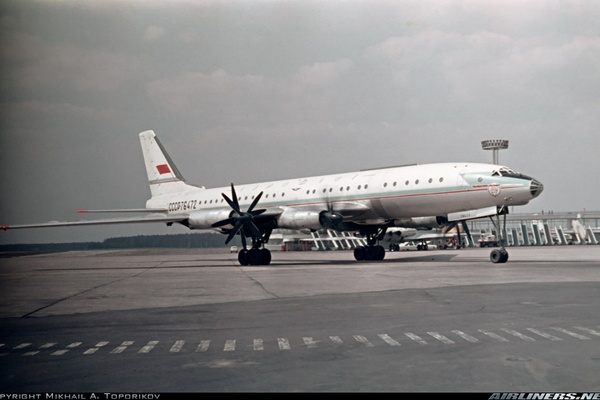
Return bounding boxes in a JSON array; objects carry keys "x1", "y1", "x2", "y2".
[{"x1": 1, "y1": 0, "x2": 599, "y2": 244}]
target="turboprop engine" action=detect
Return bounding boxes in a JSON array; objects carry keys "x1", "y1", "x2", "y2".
[
  {"x1": 393, "y1": 216, "x2": 449, "y2": 229},
  {"x1": 276, "y1": 210, "x2": 343, "y2": 231}
]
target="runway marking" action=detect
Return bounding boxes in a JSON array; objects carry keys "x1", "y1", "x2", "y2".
[
  {"x1": 378, "y1": 334, "x2": 401, "y2": 346},
  {"x1": 110, "y1": 341, "x2": 134, "y2": 354},
  {"x1": 52, "y1": 342, "x2": 82, "y2": 356},
  {"x1": 451, "y1": 330, "x2": 480, "y2": 343},
  {"x1": 170, "y1": 340, "x2": 185, "y2": 353},
  {"x1": 224, "y1": 339, "x2": 236, "y2": 351},
  {"x1": 353, "y1": 335, "x2": 374, "y2": 347},
  {"x1": 526, "y1": 328, "x2": 562, "y2": 341},
  {"x1": 329, "y1": 336, "x2": 344, "y2": 345},
  {"x1": 574, "y1": 326, "x2": 600, "y2": 337},
  {"x1": 478, "y1": 330, "x2": 509, "y2": 342},
  {"x1": 84, "y1": 341, "x2": 109, "y2": 354},
  {"x1": 6, "y1": 324, "x2": 599, "y2": 357},
  {"x1": 427, "y1": 332, "x2": 455, "y2": 344},
  {"x1": 501, "y1": 329, "x2": 535, "y2": 342},
  {"x1": 303, "y1": 337, "x2": 318, "y2": 349},
  {"x1": 196, "y1": 340, "x2": 210, "y2": 352},
  {"x1": 405, "y1": 332, "x2": 427, "y2": 345},
  {"x1": 138, "y1": 341, "x2": 159, "y2": 354},
  {"x1": 277, "y1": 338, "x2": 291, "y2": 350},
  {"x1": 551, "y1": 327, "x2": 589, "y2": 340}
]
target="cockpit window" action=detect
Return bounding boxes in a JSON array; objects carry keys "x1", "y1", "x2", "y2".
[{"x1": 491, "y1": 167, "x2": 532, "y2": 180}]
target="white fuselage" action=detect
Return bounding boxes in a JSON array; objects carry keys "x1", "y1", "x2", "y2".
[{"x1": 146, "y1": 162, "x2": 538, "y2": 231}]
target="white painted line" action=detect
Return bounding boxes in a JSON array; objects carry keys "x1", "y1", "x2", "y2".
[
  {"x1": 277, "y1": 338, "x2": 291, "y2": 350},
  {"x1": 405, "y1": 332, "x2": 427, "y2": 345},
  {"x1": 224, "y1": 339, "x2": 236, "y2": 351},
  {"x1": 52, "y1": 342, "x2": 82, "y2": 356},
  {"x1": 303, "y1": 337, "x2": 318, "y2": 348},
  {"x1": 138, "y1": 341, "x2": 159, "y2": 354},
  {"x1": 427, "y1": 332, "x2": 455, "y2": 344},
  {"x1": 478, "y1": 330, "x2": 509, "y2": 342},
  {"x1": 501, "y1": 329, "x2": 535, "y2": 341},
  {"x1": 574, "y1": 326, "x2": 600, "y2": 337},
  {"x1": 452, "y1": 330, "x2": 480, "y2": 343},
  {"x1": 378, "y1": 334, "x2": 401, "y2": 346},
  {"x1": 170, "y1": 340, "x2": 185, "y2": 353},
  {"x1": 253, "y1": 339, "x2": 264, "y2": 351},
  {"x1": 196, "y1": 340, "x2": 210, "y2": 352},
  {"x1": 111, "y1": 341, "x2": 134, "y2": 354},
  {"x1": 85, "y1": 341, "x2": 110, "y2": 354},
  {"x1": 40, "y1": 343, "x2": 57, "y2": 349},
  {"x1": 13, "y1": 343, "x2": 32, "y2": 349},
  {"x1": 329, "y1": 336, "x2": 344, "y2": 345},
  {"x1": 526, "y1": 328, "x2": 562, "y2": 341},
  {"x1": 353, "y1": 335, "x2": 374, "y2": 347},
  {"x1": 23, "y1": 351, "x2": 39, "y2": 356},
  {"x1": 551, "y1": 327, "x2": 589, "y2": 340}
]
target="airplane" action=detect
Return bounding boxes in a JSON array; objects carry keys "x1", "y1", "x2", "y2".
[{"x1": 1, "y1": 130, "x2": 544, "y2": 265}]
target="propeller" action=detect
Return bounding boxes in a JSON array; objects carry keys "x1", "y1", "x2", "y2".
[
  {"x1": 319, "y1": 190, "x2": 343, "y2": 228},
  {"x1": 211, "y1": 183, "x2": 266, "y2": 248}
]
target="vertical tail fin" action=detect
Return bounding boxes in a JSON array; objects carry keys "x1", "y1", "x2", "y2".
[{"x1": 139, "y1": 130, "x2": 199, "y2": 197}]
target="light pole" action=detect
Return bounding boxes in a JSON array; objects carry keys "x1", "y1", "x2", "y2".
[{"x1": 481, "y1": 139, "x2": 509, "y2": 165}]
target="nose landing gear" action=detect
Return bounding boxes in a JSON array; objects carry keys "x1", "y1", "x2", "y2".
[{"x1": 489, "y1": 206, "x2": 509, "y2": 264}]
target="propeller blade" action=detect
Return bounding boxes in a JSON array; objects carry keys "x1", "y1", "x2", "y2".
[
  {"x1": 211, "y1": 217, "x2": 235, "y2": 228},
  {"x1": 250, "y1": 209, "x2": 266, "y2": 217},
  {"x1": 245, "y1": 221, "x2": 262, "y2": 239},
  {"x1": 240, "y1": 226, "x2": 247, "y2": 249},
  {"x1": 221, "y1": 193, "x2": 240, "y2": 214},
  {"x1": 247, "y1": 191, "x2": 264, "y2": 213},
  {"x1": 225, "y1": 220, "x2": 244, "y2": 244},
  {"x1": 230, "y1": 183, "x2": 241, "y2": 211}
]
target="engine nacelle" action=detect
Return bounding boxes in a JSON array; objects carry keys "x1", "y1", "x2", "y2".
[
  {"x1": 277, "y1": 210, "x2": 323, "y2": 231},
  {"x1": 188, "y1": 209, "x2": 233, "y2": 230},
  {"x1": 393, "y1": 216, "x2": 448, "y2": 229}
]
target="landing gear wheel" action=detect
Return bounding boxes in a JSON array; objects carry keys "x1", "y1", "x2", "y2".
[
  {"x1": 238, "y1": 249, "x2": 250, "y2": 266},
  {"x1": 354, "y1": 246, "x2": 366, "y2": 261},
  {"x1": 490, "y1": 248, "x2": 509, "y2": 264},
  {"x1": 247, "y1": 248, "x2": 272, "y2": 265},
  {"x1": 354, "y1": 245, "x2": 385, "y2": 261}
]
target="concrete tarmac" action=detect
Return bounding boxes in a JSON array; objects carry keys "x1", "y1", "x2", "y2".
[{"x1": 0, "y1": 246, "x2": 599, "y2": 392}]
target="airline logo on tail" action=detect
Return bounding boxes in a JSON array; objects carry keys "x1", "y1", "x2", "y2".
[{"x1": 156, "y1": 164, "x2": 171, "y2": 175}]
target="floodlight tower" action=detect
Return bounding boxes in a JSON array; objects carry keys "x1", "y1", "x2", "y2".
[{"x1": 481, "y1": 139, "x2": 509, "y2": 165}]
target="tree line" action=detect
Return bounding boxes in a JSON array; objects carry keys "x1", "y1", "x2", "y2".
[{"x1": 0, "y1": 232, "x2": 240, "y2": 255}]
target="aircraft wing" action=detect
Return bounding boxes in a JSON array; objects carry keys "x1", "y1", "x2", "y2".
[{"x1": 1, "y1": 213, "x2": 188, "y2": 230}]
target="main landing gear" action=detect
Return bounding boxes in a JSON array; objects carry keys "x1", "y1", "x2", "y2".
[
  {"x1": 354, "y1": 228, "x2": 387, "y2": 261},
  {"x1": 489, "y1": 206, "x2": 509, "y2": 264},
  {"x1": 238, "y1": 246, "x2": 272, "y2": 266}
]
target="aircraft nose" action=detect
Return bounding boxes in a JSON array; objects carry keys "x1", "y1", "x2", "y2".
[{"x1": 530, "y1": 178, "x2": 544, "y2": 198}]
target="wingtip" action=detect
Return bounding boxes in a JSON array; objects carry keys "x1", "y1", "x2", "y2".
[{"x1": 1, "y1": 225, "x2": 9, "y2": 231}]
